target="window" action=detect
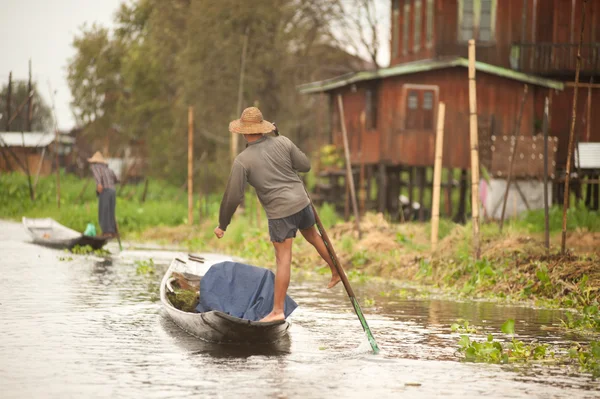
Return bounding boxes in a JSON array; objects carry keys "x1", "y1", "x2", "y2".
[
  {"x1": 392, "y1": 0, "x2": 400, "y2": 58},
  {"x1": 460, "y1": 0, "x2": 475, "y2": 42},
  {"x1": 479, "y1": 0, "x2": 493, "y2": 41},
  {"x1": 365, "y1": 88, "x2": 377, "y2": 130},
  {"x1": 408, "y1": 92, "x2": 418, "y2": 109},
  {"x1": 404, "y1": 86, "x2": 438, "y2": 130},
  {"x1": 458, "y1": 0, "x2": 496, "y2": 42},
  {"x1": 414, "y1": 0, "x2": 422, "y2": 52},
  {"x1": 426, "y1": 0, "x2": 434, "y2": 47},
  {"x1": 423, "y1": 91, "x2": 433, "y2": 110},
  {"x1": 403, "y1": 0, "x2": 410, "y2": 55}
]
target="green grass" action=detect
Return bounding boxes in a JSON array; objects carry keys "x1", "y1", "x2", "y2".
[{"x1": 509, "y1": 203, "x2": 600, "y2": 233}]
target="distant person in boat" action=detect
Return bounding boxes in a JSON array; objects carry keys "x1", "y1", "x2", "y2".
[
  {"x1": 88, "y1": 152, "x2": 119, "y2": 238},
  {"x1": 214, "y1": 106, "x2": 341, "y2": 323}
]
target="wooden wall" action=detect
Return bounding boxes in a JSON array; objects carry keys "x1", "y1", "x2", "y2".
[
  {"x1": 390, "y1": 0, "x2": 600, "y2": 72},
  {"x1": 547, "y1": 86, "x2": 600, "y2": 166},
  {"x1": 0, "y1": 147, "x2": 52, "y2": 176},
  {"x1": 330, "y1": 67, "x2": 553, "y2": 170}
]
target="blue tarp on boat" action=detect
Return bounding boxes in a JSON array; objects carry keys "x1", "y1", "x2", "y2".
[{"x1": 195, "y1": 261, "x2": 298, "y2": 321}]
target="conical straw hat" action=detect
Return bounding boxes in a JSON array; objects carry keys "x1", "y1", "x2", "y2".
[
  {"x1": 87, "y1": 151, "x2": 107, "y2": 164},
  {"x1": 229, "y1": 107, "x2": 275, "y2": 134}
]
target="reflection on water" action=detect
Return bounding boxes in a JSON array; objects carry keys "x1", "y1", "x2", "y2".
[{"x1": 0, "y1": 220, "x2": 598, "y2": 399}]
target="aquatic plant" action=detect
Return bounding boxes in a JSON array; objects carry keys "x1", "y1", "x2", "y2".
[
  {"x1": 70, "y1": 245, "x2": 110, "y2": 256},
  {"x1": 562, "y1": 305, "x2": 600, "y2": 333},
  {"x1": 457, "y1": 319, "x2": 553, "y2": 364},
  {"x1": 451, "y1": 320, "x2": 478, "y2": 334},
  {"x1": 569, "y1": 341, "x2": 600, "y2": 378},
  {"x1": 135, "y1": 259, "x2": 156, "y2": 275}
]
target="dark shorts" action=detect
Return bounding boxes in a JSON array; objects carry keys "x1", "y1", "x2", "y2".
[{"x1": 268, "y1": 205, "x2": 315, "y2": 243}]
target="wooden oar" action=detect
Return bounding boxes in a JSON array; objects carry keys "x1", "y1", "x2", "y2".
[
  {"x1": 307, "y1": 198, "x2": 380, "y2": 354},
  {"x1": 114, "y1": 216, "x2": 123, "y2": 251},
  {"x1": 271, "y1": 125, "x2": 379, "y2": 353}
]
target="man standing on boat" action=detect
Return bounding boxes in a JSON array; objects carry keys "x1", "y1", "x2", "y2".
[
  {"x1": 214, "y1": 106, "x2": 341, "y2": 322},
  {"x1": 88, "y1": 152, "x2": 119, "y2": 238}
]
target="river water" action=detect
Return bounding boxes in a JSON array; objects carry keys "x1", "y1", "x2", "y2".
[{"x1": 0, "y1": 220, "x2": 598, "y2": 398}]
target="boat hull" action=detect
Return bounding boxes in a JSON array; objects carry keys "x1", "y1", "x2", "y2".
[
  {"x1": 160, "y1": 256, "x2": 291, "y2": 344},
  {"x1": 22, "y1": 217, "x2": 108, "y2": 250}
]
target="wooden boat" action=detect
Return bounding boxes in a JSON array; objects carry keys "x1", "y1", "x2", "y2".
[
  {"x1": 160, "y1": 254, "x2": 291, "y2": 344},
  {"x1": 22, "y1": 217, "x2": 109, "y2": 250}
]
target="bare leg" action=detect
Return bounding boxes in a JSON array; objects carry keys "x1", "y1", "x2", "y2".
[
  {"x1": 300, "y1": 226, "x2": 341, "y2": 289},
  {"x1": 260, "y1": 238, "x2": 293, "y2": 322}
]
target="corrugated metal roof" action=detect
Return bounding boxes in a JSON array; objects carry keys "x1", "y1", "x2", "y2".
[
  {"x1": 0, "y1": 132, "x2": 73, "y2": 148},
  {"x1": 297, "y1": 57, "x2": 565, "y2": 94},
  {"x1": 576, "y1": 143, "x2": 600, "y2": 169}
]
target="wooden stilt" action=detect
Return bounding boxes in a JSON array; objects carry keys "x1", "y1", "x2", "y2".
[
  {"x1": 454, "y1": 169, "x2": 468, "y2": 224},
  {"x1": 418, "y1": 167, "x2": 426, "y2": 221},
  {"x1": 445, "y1": 168, "x2": 453, "y2": 217},
  {"x1": 378, "y1": 163, "x2": 386, "y2": 213},
  {"x1": 408, "y1": 166, "x2": 414, "y2": 210}
]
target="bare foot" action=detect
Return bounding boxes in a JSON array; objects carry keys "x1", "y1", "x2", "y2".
[
  {"x1": 327, "y1": 273, "x2": 342, "y2": 289},
  {"x1": 259, "y1": 311, "x2": 285, "y2": 323}
]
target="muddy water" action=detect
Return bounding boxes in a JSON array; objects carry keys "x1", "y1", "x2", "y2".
[{"x1": 0, "y1": 220, "x2": 598, "y2": 399}]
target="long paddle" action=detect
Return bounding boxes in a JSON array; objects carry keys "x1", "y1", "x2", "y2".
[
  {"x1": 307, "y1": 195, "x2": 380, "y2": 354},
  {"x1": 114, "y1": 217, "x2": 123, "y2": 251},
  {"x1": 272, "y1": 127, "x2": 379, "y2": 354}
]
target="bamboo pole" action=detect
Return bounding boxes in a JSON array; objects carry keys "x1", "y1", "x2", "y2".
[
  {"x1": 359, "y1": 111, "x2": 366, "y2": 216},
  {"x1": 562, "y1": 0, "x2": 588, "y2": 254},
  {"x1": 47, "y1": 81, "x2": 60, "y2": 208},
  {"x1": 141, "y1": 178, "x2": 149, "y2": 203},
  {"x1": 25, "y1": 60, "x2": 34, "y2": 201},
  {"x1": 33, "y1": 147, "x2": 46, "y2": 188},
  {"x1": 543, "y1": 96, "x2": 550, "y2": 255},
  {"x1": 468, "y1": 39, "x2": 481, "y2": 259},
  {"x1": 7, "y1": 96, "x2": 32, "y2": 128},
  {"x1": 27, "y1": 60, "x2": 33, "y2": 131},
  {"x1": 585, "y1": 77, "x2": 593, "y2": 142},
  {"x1": 499, "y1": 84, "x2": 529, "y2": 231},
  {"x1": 431, "y1": 102, "x2": 446, "y2": 250},
  {"x1": 6, "y1": 72, "x2": 11, "y2": 131},
  {"x1": 232, "y1": 26, "x2": 249, "y2": 163},
  {"x1": 188, "y1": 106, "x2": 194, "y2": 226},
  {"x1": 21, "y1": 132, "x2": 34, "y2": 201},
  {"x1": 337, "y1": 94, "x2": 361, "y2": 239}
]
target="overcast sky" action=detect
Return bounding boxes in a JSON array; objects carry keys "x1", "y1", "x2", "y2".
[{"x1": 1, "y1": 0, "x2": 389, "y2": 131}]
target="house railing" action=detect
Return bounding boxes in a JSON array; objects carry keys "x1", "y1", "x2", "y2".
[{"x1": 510, "y1": 43, "x2": 600, "y2": 75}]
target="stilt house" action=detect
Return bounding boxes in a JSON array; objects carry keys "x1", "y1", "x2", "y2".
[{"x1": 299, "y1": 0, "x2": 600, "y2": 219}]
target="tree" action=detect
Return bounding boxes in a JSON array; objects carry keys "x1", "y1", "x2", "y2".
[
  {"x1": 331, "y1": 0, "x2": 383, "y2": 70},
  {"x1": 67, "y1": 23, "x2": 125, "y2": 151},
  {"x1": 66, "y1": 0, "x2": 370, "y2": 186},
  {"x1": 0, "y1": 80, "x2": 53, "y2": 132}
]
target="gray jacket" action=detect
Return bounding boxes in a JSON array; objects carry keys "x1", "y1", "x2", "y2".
[{"x1": 218, "y1": 135, "x2": 311, "y2": 230}]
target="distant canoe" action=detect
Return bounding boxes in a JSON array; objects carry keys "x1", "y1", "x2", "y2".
[
  {"x1": 22, "y1": 217, "x2": 108, "y2": 250},
  {"x1": 160, "y1": 254, "x2": 291, "y2": 344}
]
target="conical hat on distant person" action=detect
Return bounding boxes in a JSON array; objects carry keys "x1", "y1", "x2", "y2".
[{"x1": 87, "y1": 151, "x2": 107, "y2": 164}]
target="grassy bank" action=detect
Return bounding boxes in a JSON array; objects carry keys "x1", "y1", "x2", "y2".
[{"x1": 2, "y1": 172, "x2": 599, "y2": 317}]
